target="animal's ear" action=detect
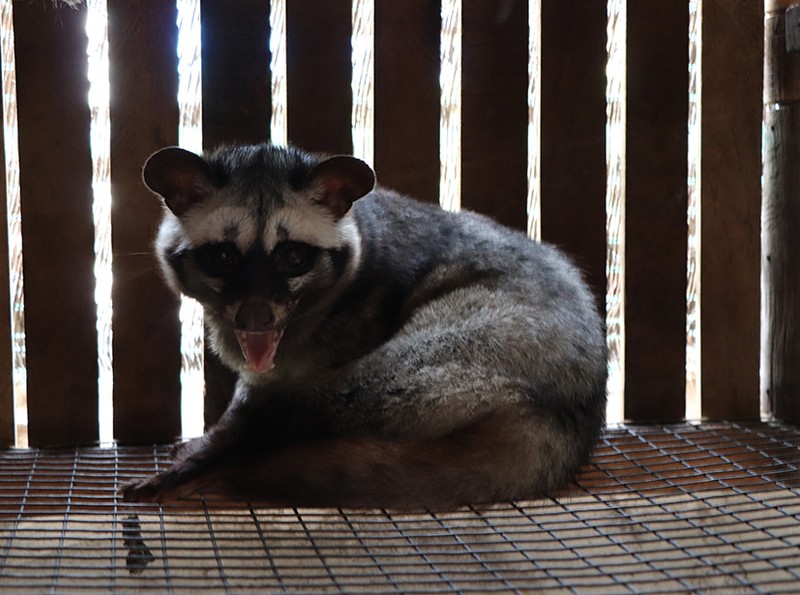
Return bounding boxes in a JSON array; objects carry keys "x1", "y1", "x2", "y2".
[
  {"x1": 143, "y1": 147, "x2": 217, "y2": 217},
  {"x1": 306, "y1": 156, "x2": 376, "y2": 219}
]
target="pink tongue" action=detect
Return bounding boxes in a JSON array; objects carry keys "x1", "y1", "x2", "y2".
[{"x1": 235, "y1": 329, "x2": 283, "y2": 373}]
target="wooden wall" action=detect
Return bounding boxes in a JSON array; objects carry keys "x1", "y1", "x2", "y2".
[{"x1": 0, "y1": 0, "x2": 770, "y2": 448}]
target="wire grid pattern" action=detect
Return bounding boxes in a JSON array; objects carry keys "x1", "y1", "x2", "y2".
[{"x1": 0, "y1": 422, "x2": 799, "y2": 594}]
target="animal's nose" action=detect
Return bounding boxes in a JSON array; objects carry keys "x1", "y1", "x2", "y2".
[{"x1": 234, "y1": 298, "x2": 275, "y2": 331}]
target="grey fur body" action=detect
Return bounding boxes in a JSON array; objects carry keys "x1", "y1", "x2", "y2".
[{"x1": 123, "y1": 144, "x2": 607, "y2": 508}]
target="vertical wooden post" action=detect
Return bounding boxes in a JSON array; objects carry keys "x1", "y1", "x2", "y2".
[
  {"x1": 109, "y1": 0, "x2": 182, "y2": 444},
  {"x1": 201, "y1": 0, "x2": 271, "y2": 147},
  {"x1": 700, "y1": 0, "x2": 763, "y2": 420},
  {"x1": 286, "y1": 0, "x2": 352, "y2": 155},
  {"x1": 763, "y1": 0, "x2": 800, "y2": 423},
  {"x1": 374, "y1": 0, "x2": 440, "y2": 204},
  {"x1": 461, "y1": 0, "x2": 528, "y2": 231},
  {"x1": 539, "y1": 0, "x2": 607, "y2": 311},
  {"x1": 14, "y1": 4, "x2": 99, "y2": 446},
  {"x1": 623, "y1": 1, "x2": 688, "y2": 422}
]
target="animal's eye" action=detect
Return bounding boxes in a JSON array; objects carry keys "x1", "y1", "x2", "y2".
[
  {"x1": 197, "y1": 242, "x2": 241, "y2": 277},
  {"x1": 272, "y1": 242, "x2": 318, "y2": 277}
]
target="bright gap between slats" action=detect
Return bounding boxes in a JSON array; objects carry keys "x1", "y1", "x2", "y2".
[
  {"x1": 352, "y1": 0, "x2": 374, "y2": 165},
  {"x1": 440, "y1": 0, "x2": 461, "y2": 213},
  {"x1": 0, "y1": 0, "x2": 26, "y2": 447},
  {"x1": 176, "y1": 0, "x2": 205, "y2": 441},
  {"x1": 269, "y1": 0, "x2": 287, "y2": 145},
  {"x1": 686, "y1": 0, "x2": 701, "y2": 421},
  {"x1": 605, "y1": 0, "x2": 626, "y2": 424},
  {"x1": 527, "y1": 0, "x2": 541, "y2": 241},
  {"x1": 86, "y1": 0, "x2": 113, "y2": 446}
]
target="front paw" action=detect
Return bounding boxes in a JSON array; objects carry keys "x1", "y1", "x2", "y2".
[
  {"x1": 121, "y1": 476, "x2": 171, "y2": 503},
  {"x1": 122, "y1": 468, "x2": 201, "y2": 503}
]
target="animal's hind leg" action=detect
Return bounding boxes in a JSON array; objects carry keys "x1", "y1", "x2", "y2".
[{"x1": 155, "y1": 409, "x2": 572, "y2": 509}]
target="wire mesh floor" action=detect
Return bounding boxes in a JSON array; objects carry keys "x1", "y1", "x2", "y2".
[{"x1": 0, "y1": 422, "x2": 799, "y2": 593}]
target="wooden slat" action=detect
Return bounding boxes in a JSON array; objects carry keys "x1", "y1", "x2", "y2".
[
  {"x1": 14, "y1": 4, "x2": 98, "y2": 446},
  {"x1": 286, "y1": 0, "x2": 352, "y2": 155},
  {"x1": 0, "y1": 78, "x2": 12, "y2": 448},
  {"x1": 539, "y1": 0, "x2": 607, "y2": 308},
  {"x1": 762, "y1": 2, "x2": 800, "y2": 424},
  {"x1": 700, "y1": 0, "x2": 763, "y2": 420},
  {"x1": 201, "y1": 0, "x2": 271, "y2": 148},
  {"x1": 374, "y1": 0, "x2": 440, "y2": 204},
  {"x1": 201, "y1": 0, "x2": 271, "y2": 426},
  {"x1": 461, "y1": 0, "x2": 528, "y2": 231},
  {"x1": 623, "y1": 1, "x2": 688, "y2": 422},
  {"x1": 108, "y1": 0, "x2": 182, "y2": 443}
]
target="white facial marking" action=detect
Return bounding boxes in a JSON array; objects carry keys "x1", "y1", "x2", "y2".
[
  {"x1": 264, "y1": 205, "x2": 340, "y2": 251},
  {"x1": 183, "y1": 204, "x2": 258, "y2": 252}
]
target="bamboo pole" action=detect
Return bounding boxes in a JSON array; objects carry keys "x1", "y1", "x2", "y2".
[{"x1": 763, "y1": 1, "x2": 800, "y2": 423}]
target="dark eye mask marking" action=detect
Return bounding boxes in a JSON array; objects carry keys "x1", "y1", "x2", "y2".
[
  {"x1": 194, "y1": 242, "x2": 242, "y2": 277},
  {"x1": 271, "y1": 242, "x2": 320, "y2": 278}
]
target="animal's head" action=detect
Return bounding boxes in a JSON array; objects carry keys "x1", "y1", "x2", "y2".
[{"x1": 143, "y1": 144, "x2": 375, "y2": 375}]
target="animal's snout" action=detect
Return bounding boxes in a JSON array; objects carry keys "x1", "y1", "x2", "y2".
[{"x1": 234, "y1": 298, "x2": 275, "y2": 332}]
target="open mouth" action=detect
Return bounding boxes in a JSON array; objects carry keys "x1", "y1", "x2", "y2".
[{"x1": 234, "y1": 328, "x2": 284, "y2": 373}]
